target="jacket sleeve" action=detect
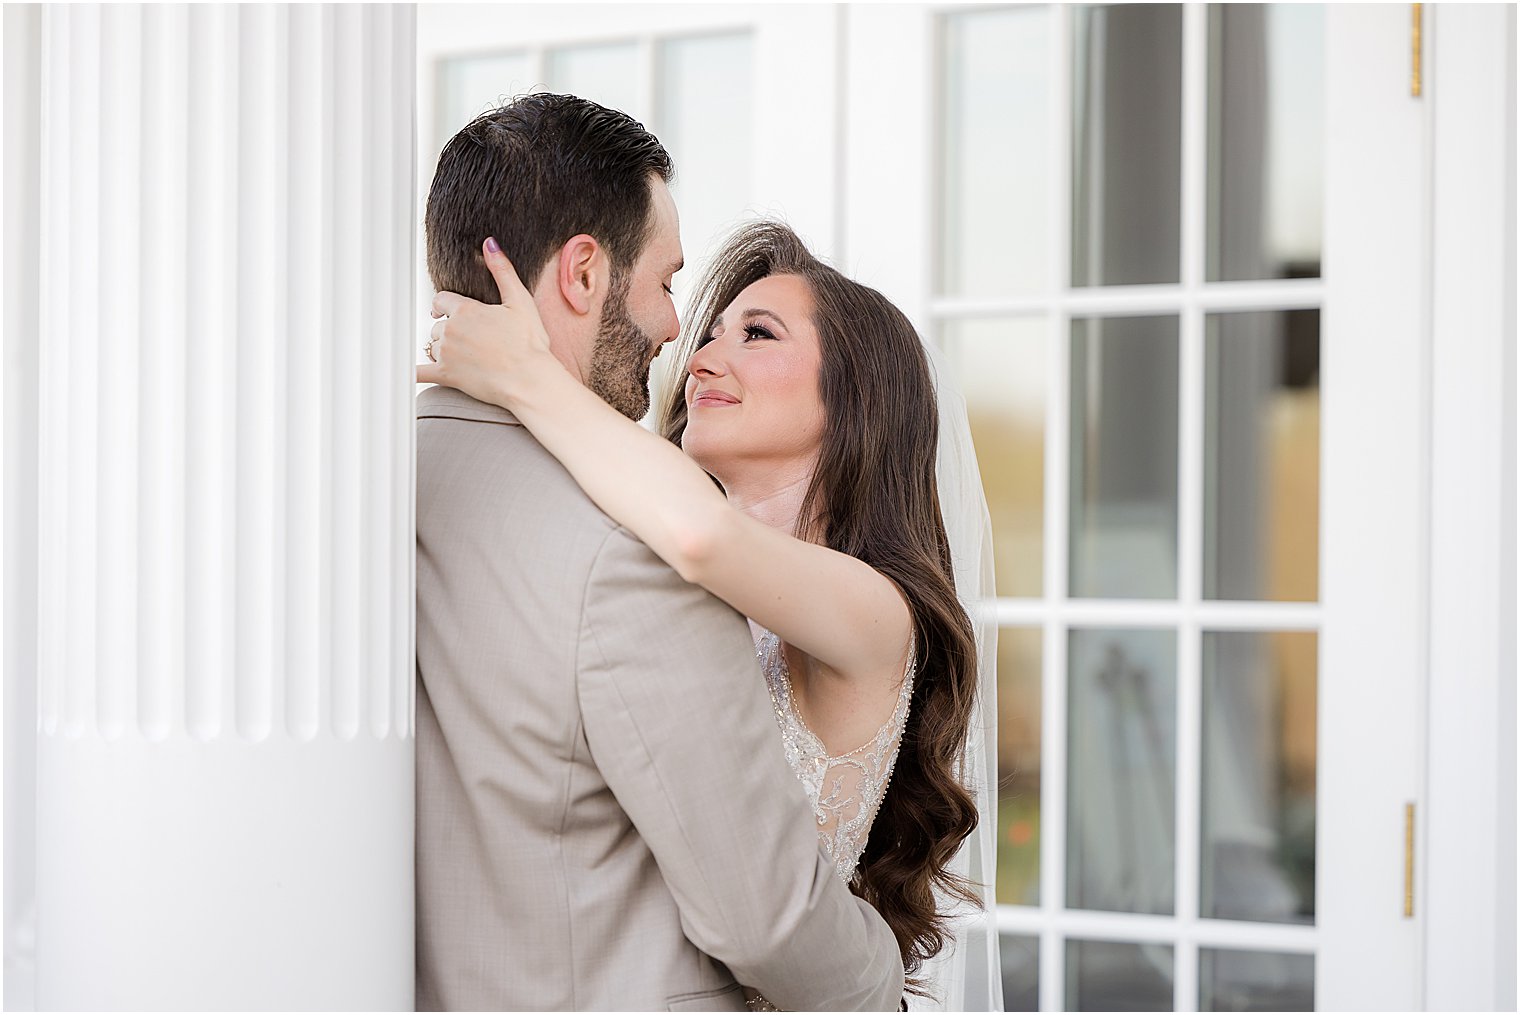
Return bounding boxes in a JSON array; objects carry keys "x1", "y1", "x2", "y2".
[{"x1": 575, "y1": 527, "x2": 906, "y2": 1011}]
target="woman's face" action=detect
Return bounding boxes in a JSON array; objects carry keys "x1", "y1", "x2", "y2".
[{"x1": 680, "y1": 273, "x2": 827, "y2": 484}]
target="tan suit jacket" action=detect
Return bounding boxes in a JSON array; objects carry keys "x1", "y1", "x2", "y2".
[{"x1": 415, "y1": 386, "x2": 905, "y2": 1011}]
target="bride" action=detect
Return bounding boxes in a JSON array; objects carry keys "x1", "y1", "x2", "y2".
[{"x1": 421, "y1": 220, "x2": 999, "y2": 1008}]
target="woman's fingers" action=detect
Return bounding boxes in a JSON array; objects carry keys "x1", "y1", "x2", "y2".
[
  {"x1": 432, "y1": 291, "x2": 466, "y2": 319},
  {"x1": 483, "y1": 237, "x2": 532, "y2": 306},
  {"x1": 418, "y1": 319, "x2": 445, "y2": 385},
  {"x1": 422, "y1": 244, "x2": 544, "y2": 393}
]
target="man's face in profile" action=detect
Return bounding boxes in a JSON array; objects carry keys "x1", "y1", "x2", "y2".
[{"x1": 586, "y1": 178, "x2": 683, "y2": 420}]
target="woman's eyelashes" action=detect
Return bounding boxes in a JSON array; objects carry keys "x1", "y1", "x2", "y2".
[{"x1": 696, "y1": 323, "x2": 777, "y2": 349}]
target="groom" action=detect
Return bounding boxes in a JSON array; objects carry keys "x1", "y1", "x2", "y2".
[{"x1": 414, "y1": 94, "x2": 904, "y2": 1011}]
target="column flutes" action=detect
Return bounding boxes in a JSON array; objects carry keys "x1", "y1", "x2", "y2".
[{"x1": 35, "y1": 5, "x2": 416, "y2": 1008}]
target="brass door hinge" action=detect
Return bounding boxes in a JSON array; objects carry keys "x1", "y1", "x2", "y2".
[
  {"x1": 1411, "y1": 4, "x2": 1424, "y2": 97},
  {"x1": 1404, "y1": 802, "x2": 1416, "y2": 917}
]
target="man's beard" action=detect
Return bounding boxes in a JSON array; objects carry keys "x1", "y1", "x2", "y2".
[{"x1": 586, "y1": 271, "x2": 657, "y2": 421}]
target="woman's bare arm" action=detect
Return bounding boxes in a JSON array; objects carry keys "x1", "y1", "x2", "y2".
[{"x1": 418, "y1": 240, "x2": 911, "y2": 680}]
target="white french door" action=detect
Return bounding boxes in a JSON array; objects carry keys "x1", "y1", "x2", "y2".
[{"x1": 840, "y1": 3, "x2": 1430, "y2": 1010}]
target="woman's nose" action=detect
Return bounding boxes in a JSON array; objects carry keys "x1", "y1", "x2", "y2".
[{"x1": 688, "y1": 340, "x2": 724, "y2": 377}]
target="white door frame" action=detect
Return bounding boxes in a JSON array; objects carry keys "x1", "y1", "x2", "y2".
[
  {"x1": 1319, "y1": 4, "x2": 1429, "y2": 1006},
  {"x1": 1422, "y1": 4, "x2": 1516, "y2": 1011},
  {"x1": 1326, "y1": 6, "x2": 1517, "y2": 1009}
]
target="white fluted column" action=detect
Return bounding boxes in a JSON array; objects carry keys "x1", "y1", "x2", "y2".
[{"x1": 35, "y1": 5, "x2": 415, "y2": 1009}]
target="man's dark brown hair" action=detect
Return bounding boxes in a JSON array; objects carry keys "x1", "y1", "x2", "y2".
[{"x1": 425, "y1": 93, "x2": 674, "y2": 305}]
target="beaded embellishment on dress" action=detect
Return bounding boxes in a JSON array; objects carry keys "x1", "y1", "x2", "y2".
[{"x1": 755, "y1": 629, "x2": 916, "y2": 883}]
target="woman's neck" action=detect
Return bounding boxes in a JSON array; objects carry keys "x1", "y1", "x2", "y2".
[{"x1": 718, "y1": 464, "x2": 815, "y2": 536}]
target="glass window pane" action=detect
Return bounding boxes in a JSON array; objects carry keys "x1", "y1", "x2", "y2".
[
  {"x1": 657, "y1": 33, "x2": 753, "y2": 273},
  {"x1": 939, "y1": 7, "x2": 1051, "y2": 297},
  {"x1": 942, "y1": 318, "x2": 1047, "y2": 598},
  {"x1": 1069, "y1": 316, "x2": 1179, "y2": 599},
  {"x1": 1071, "y1": 4, "x2": 1183, "y2": 287},
  {"x1": 1067, "y1": 628, "x2": 1176, "y2": 915},
  {"x1": 1066, "y1": 939, "x2": 1175, "y2": 1011},
  {"x1": 1200, "y1": 948, "x2": 1315, "y2": 1011},
  {"x1": 1203, "y1": 311, "x2": 1320, "y2": 602},
  {"x1": 436, "y1": 52, "x2": 535, "y2": 149},
  {"x1": 546, "y1": 41, "x2": 644, "y2": 123},
  {"x1": 997, "y1": 627, "x2": 1042, "y2": 907},
  {"x1": 1202, "y1": 631, "x2": 1317, "y2": 924},
  {"x1": 1207, "y1": 5, "x2": 1325, "y2": 281},
  {"x1": 999, "y1": 933, "x2": 1040, "y2": 1011}
]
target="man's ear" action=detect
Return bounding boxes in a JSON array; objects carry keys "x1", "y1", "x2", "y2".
[{"x1": 555, "y1": 234, "x2": 606, "y2": 317}]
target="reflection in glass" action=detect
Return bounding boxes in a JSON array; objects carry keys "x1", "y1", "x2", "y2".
[
  {"x1": 1072, "y1": 4, "x2": 1183, "y2": 286},
  {"x1": 1069, "y1": 317, "x2": 1179, "y2": 599},
  {"x1": 1067, "y1": 628, "x2": 1176, "y2": 915},
  {"x1": 999, "y1": 934, "x2": 1040, "y2": 1011},
  {"x1": 1202, "y1": 631, "x2": 1317, "y2": 924},
  {"x1": 436, "y1": 52, "x2": 534, "y2": 149},
  {"x1": 1200, "y1": 948, "x2": 1314, "y2": 1011},
  {"x1": 1203, "y1": 311, "x2": 1320, "y2": 602},
  {"x1": 1066, "y1": 939, "x2": 1175, "y2": 1012},
  {"x1": 658, "y1": 34, "x2": 753, "y2": 272},
  {"x1": 996, "y1": 627, "x2": 1042, "y2": 907},
  {"x1": 942, "y1": 319, "x2": 1047, "y2": 598},
  {"x1": 939, "y1": 7, "x2": 1051, "y2": 297},
  {"x1": 546, "y1": 42, "x2": 643, "y2": 123},
  {"x1": 1207, "y1": 5, "x2": 1325, "y2": 281}
]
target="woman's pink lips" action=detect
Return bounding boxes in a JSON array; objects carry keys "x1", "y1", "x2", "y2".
[{"x1": 691, "y1": 391, "x2": 739, "y2": 407}]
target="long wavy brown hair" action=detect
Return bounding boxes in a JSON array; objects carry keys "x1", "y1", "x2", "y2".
[{"x1": 660, "y1": 221, "x2": 982, "y2": 996}]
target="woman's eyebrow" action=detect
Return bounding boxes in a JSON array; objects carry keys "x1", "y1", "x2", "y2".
[{"x1": 741, "y1": 308, "x2": 788, "y2": 332}]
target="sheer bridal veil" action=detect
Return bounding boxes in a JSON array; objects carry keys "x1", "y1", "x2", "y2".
[{"x1": 915, "y1": 340, "x2": 1003, "y2": 1012}]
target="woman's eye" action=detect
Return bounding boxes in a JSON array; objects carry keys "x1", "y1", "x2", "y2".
[
  {"x1": 743, "y1": 325, "x2": 776, "y2": 342},
  {"x1": 696, "y1": 333, "x2": 717, "y2": 350}
]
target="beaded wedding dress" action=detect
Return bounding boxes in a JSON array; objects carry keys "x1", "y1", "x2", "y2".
[
  {"x1": 757, "y1": 628, "x2": 915, "y2": 883},
  {"x1": 744, "y1": 629, "x2": 915, "y2": 1012}
]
